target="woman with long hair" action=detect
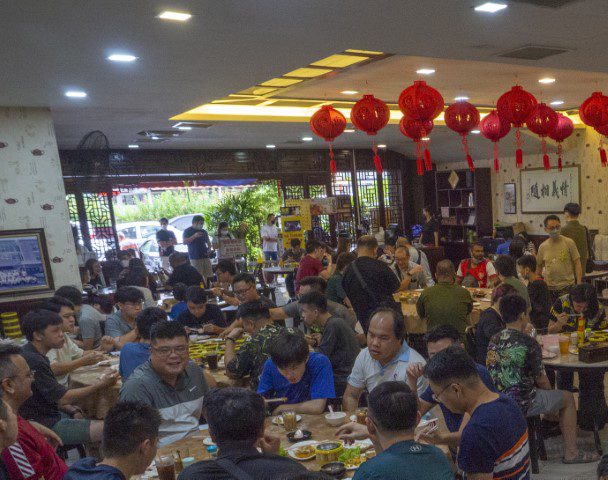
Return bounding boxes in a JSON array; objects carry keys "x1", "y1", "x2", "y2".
[{"x1": 420, "y1": 205, "x2": 439, "y2": 247}]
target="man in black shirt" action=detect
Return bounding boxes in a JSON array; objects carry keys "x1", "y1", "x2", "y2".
[
  {"x1": 183, "y1": 215, "x2": 213, "y2": 282},
  {"x1": 342, "y1": 235, "x2": 400, "y2": 333},
  {"x1": 176, "y1": 286, "x2": 229, "y2": 335},
  {"x1": 178, "y1": 387, "x2": 306, "y2": 480},
  {"x1": 166, "y1": 252, "x2": 204, "y2": 288},
  {"x1": 156, "y1": 217, "x2": 177, "y2": 270}
]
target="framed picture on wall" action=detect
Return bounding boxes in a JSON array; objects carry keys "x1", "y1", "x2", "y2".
[
  {"x1": 520, "y1": 165, "x2": 581, "y2": 214},
  {"x1": 504, "y1": 183, "x2": 517, "y2": 214},
  {"x1": 0, "y1": 228, "x2": 54, "y2": 298}
]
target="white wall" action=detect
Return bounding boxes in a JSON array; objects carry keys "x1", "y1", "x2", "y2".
[{"x1": 0, "y1": 107, "x2": 80, "y2": 303}]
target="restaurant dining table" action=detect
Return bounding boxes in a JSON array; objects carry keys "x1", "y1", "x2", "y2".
[{"x1": 262, "y1": 265, "x2": 298, "y2": 275}]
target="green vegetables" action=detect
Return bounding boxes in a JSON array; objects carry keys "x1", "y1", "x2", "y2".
[{"x1": 338, "y1": 446, "x2": 360, "y2": 463}]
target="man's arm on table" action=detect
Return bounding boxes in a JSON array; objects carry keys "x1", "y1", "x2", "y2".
[
  {"x1": 342, "y1": 383, "x2": 364, "y2": 412},
  {"x1": 50, "y1": 351, "x2": 104, "y2": 376},
  {"x1": 59, "y1": 373, "x2": 118, "y2": 405},
  {"x1": 111, "y1": 329, "x2": 138, "y2": 350},
  {"x1": 273, "y1": 399, "x2": 327, "y2": 415}
]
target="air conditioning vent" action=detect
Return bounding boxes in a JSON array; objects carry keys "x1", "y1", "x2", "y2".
[
  {"x1": 499, "y1": 45, "x2": 570, "y2": 60},
  {"x1": 510, "y1": 0, "x2": 581, "y2": 7}
]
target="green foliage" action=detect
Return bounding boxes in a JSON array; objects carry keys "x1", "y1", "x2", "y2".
[{"x1": 114, "y1": 190, "x2": 216, "y2": 223}]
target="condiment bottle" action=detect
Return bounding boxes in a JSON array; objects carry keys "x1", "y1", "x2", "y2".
[
  {"x1": 577, "y1": 316, "x2": 585, "y2": 347},
  {"x1": 207, "y1": 445, "x2": 218, "y2": 460}
]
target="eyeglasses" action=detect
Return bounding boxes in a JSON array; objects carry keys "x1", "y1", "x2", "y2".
[
  {"x1": 152, "y1": 346, "x2": 189, "y2": 356},
  {"x1": 431, "y1": 383, "x2": 455, "y2": 403},
  {"x1": 234, "y1": 284, "x2": 253, "y2": 296}
]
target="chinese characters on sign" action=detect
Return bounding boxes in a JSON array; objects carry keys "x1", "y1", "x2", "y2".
[
  {"x1": 521, "y1": 166, "x2": 580, "y2": 213},
  {"x1": 528, "y1": 179, "x2": 570, "y2": 200}
]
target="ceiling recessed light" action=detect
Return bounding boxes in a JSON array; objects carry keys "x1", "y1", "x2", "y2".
[
  {"x1": 344, "y1": 129, "x2": 355, "y2": 133},
  {"x1": 177, "y1": 126, "x2": 192, "y2": 131},
  {"x1": 474, "y1": 2, "x2": 508, "y2": 13},
  {"x1": 550, "y1": 100, "x2": 565, "y2": 106},
  {"x1": 454, "y1": 96, "x2": 469, "y2": 101},
  {"x1": 421, "y1": 137, "x2": 430, "y2": 141},
  {"x1": 151, "y1": 136, "x2": 159, "y2": 140},
  {"x1": 65, "y1": 90, "x2": 87, "y2": 98},
  {"x1": 416, "y1": 68, "x2": 435, "y2": 75},
  {"x1": 158, "y1": 11, "x2": 191, "y2": 21},
  {"x1": 128, "y1": 144, "x2": 139, "y2": 149},
  {"x1": 377, "y1": 144, "x2": 387, "y2": 148},
  {"x1": 539, "y1": 77, "x2": 556, "y2": 84},
  {"x1": 471, "y1": 130, "x2": 481, "y2": 134},
  {"x1": 107, "y1": 54, "x2": 138, "y2": 63},
  {"x1": 341, "y1": 90, "x2": 359, "y2": 95},
  {"x1": 266, "y1": 144, "x2": 276, "y2": 149},
  {"x1": 302, "y1": 136, "x2": 313, "y2": 142}
]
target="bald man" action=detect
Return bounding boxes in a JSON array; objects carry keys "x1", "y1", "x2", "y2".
[{"x1": 416, "y1": 260, "x2": 473, "y2": 338}]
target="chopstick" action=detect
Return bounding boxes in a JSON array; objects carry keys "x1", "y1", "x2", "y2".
[{"x1": 264, "y1": 397, "x2": 288, "y2": 404}]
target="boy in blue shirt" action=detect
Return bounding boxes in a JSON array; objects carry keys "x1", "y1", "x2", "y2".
[
  {"x1": 168, "y1": 283, "x2": 188, "y2": 320},
  {"x1": 258, "y1": 330, "x2": 335, "y2": 415},
  {"x1": 119, "y1": 307, "x2": 167, "y2": 379}
]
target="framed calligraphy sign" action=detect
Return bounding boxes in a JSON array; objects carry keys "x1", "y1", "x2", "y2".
[{"x1": 520, "y1": 165, "x2": 580, "y2": 213}]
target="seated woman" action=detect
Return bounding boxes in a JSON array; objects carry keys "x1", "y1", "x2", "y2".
[
  {"x1": 84, "y1": 258, "x2": 106, "y2": 289},
  {"x1": 475, "y1": 283, "x2": 516, "y2": 364},
  {"x1": 549, "y1": 283, "x2": 608, "y2": 431}
]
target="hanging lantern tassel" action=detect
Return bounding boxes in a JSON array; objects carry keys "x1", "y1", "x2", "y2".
[
  {"x1": 541, "y1": 138, "x2": 551, "y2": 171},
  {"x1": 557, "y1": 144, "x2": 563, "y2": 172},
  {"x1": 423, "y1": 136, "x2": 432, "y2": 171},
  {"x1": 415, "y1": 141, "x2": 424, "y2": 176},
  {"x1": 493, "y1": 142, "x2": 500, "y2": 172},
  {"x1": 461, "y1": 135, "x2": 474, "y2": 171},
  {"x1": 372, "y1": 145, "x2": 383, "y2": 174},
  {"x1": 515, "y1": 128, "x2": 523, "y2": 168},
  {"x1": 328, "y1": 144, "x2": 337, "y2": 175}
]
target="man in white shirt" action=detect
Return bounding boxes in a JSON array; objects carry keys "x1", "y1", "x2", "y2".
[
  {"x1": 260, "y1": 213, "x2": 279, "y2": 261},
  {"x1": 342, "y1": 306, "x2": 426, "y2": 412}
]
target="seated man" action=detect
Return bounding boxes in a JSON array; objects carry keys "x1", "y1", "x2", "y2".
[
  {"x1": 396, "y1": 236, "x2": 434, "y2": 286},
  {"x1": 0, "y1": 394, "x2": 18, "y2": 479},
  {"x1": 176, "y1": 286, "x2": 228, "y2": 335},
  {"x1": 166, "y1": 252, "x2": 204, "y2": 288},
  {"x1": 516, "y1": 255, "x2": 552, "y2": 332},
  {"x1": 179, "y1": 388, "x2": 306, "y2": 479},
  {"x1": 119, "y1": 321, "x2": 216, "y2": 445},
  {"x1": 232, "y1": 273, "x2": 276, "y2": 308},
  {"x1": 407, "y1": 325, "x2": 496, "y2": 453},
  {"x1": 258, "y1": 330, "x2": 335, "y2": 415},
  {"x1": 224, "y1": 301, "x2": 285, "y2": 390},
  {"x1": 282, "y1": 238, "x2": 305, "y2": 299},
  {"x1": 0, "y1": 344, "x2": 67, "y2": 480},
  {"x1": 495, "y1": 255, "x2": 531, "y2": 310},
  {"x1": 54, "y1": 285, "x2": 108, "y2": 350},
  {"x1": 105, "y1": 286, "x2": 144, "y2": 350},
  {"x1": 390, "y1": 246, "x2": 431, "y2": 291},
  {"x1": 64, "y1": 401, "x2": 160, "y2": 480},
  {"x1": 416, "y1": 260, "x2": 473, "y2": 337},
  {"x1": 299, "y1": 291, "x2": 360, "y2": 396},
  {"x1": 343, "y1": 306, "x2": 426, "y2": 413},
  {"x1": 425, "y1": 345, "x2": 530, "y2": 479},
  {"x1": 168, "y1": 282, "x2": 188, "y2": 320},
  {"x1": 456, "y1": 242, "x2": 498, "y2": 288},
  {"x1": 487, "y1": 293, "x2": 597, "y2": 464},
  {"x1": 119, "y1": 307, "x2": 167, "y2": 379},
  {"x1": 336, "y1": 382, "x2": 453, "y2": 480},
  {"x1": 19, "y1": 310, "x2": 118, "y2": 445}
]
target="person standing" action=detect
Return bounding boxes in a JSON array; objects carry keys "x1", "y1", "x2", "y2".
[
  {"x1": 295, "y1": 239, "x2": 334, "y2": 294},
  {"x1": 517, "y1": 255, "x2": 552, "y2": 332},
  {"x1": 419, "y1": 206, "x2": 439, "y2": 247},
  {"x1": 183, "y1": 215, "x2": 213, "y2": 283},
  {"x1": 213, "y1": 222, "x2": 236, "y2": 260},
  {"x1": 561, "y1": 202, "x2": 590, "y2": 273},
  {"x1": 536, "y1": 214, "x2": 582, "y2": 303},
  {"x1": 456, "y1": 242, "x2": 497, "y2": 288},
  {"x1": 260, "y1": 213, "x2": 279, "y2": 262},
  {"x1": 282, "y1": 238, "x2": 305, "y2": 299},
  {"x1": 156, "y1": 218, "x2": 177, "y2": 270}
]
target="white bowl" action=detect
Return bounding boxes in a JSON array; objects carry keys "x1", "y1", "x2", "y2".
[{"x1": 325, "y1": 411, "x2": 347, "y2": 426}]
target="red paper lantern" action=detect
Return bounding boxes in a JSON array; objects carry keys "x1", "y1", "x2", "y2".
[
  {"x1": 398, "y1": 81, "x2": 444, "y2": 123},
  {"x1": 579, "y1": 92, "x2": 608, "y2": 128},
  {"x1": 444, "y1": 101, "x2": 480, "y2": 172},
  {"x1": 399, "y1": 117, "x2": 434, "y2": 175},
  {"x1": 310, "y1": 105, "x2": 346, "y2": 174},
  {"x1": 497, "y1": 86, "x2": 538, "y2": 168},
  {"x1": 480, "y1": 110, "x2": 511, "y2": 172},
  {"x1": 548, "y1": 114, "x2": 574, "y2": 171},
  {"x1": 526, "y1": 103, "x2": 558, "y2": 170},
  {"x1": 595, "y1": 124, "x2": 608, "y2": 167},
  {"x1": 350, "y1": 94, "x2": 390, "y2": 173}
]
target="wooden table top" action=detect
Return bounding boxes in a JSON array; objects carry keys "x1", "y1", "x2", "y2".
[{"x1": 543, "y1": 353, "x2": 608, "y2": 370}]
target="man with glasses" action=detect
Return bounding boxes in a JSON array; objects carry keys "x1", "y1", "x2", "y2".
[
  {"x1": 119, "y1": 321, "x2": 216, "y2": 445},
  {"x1": 0, "y1": 344, "x2": 67, "y2": 480},
  {"x1": 231, "y1": 273, "x2": 276, "y2": 308},
  {"x1": 105, "y1": 287, "x2": 144, "y2": 350}
]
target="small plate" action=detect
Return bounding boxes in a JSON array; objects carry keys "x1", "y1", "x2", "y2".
[
  {"x1": 203, "y1": 437, "x2": 215, "y2": 446},
  {"x1": 417, "y1": 417, "x2": 438, "y2": 429},
  {"x1": 542, "y1": 350, "x2": 558, "y2": 359},
  {"x1": 287, "y1": 440, "x2": 318, "y2": 461},
  {"x1": 272, "y1": 415, "x2": 302, "y2": 425}
]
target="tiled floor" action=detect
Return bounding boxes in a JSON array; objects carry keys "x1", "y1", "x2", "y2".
[{"x1": 533, "y1": 433, "x2": 602, "y2": 479}]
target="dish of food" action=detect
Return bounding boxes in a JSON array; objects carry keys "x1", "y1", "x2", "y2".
[
  {"x1": 272, "y1": 414, "x2": 302, "y2": 425},
  {"x1": 203, "y1": 437, "x2": 215, "y2": 446},
  {"x1": 339, "y1": 446, "x2": 367, "y2": 470},
  {"x1": 287, "y1": 440, "x2": 318, "y2": 460},
  {"x1": 542, "y1": 350, "x2": 558, "y2": 359}
]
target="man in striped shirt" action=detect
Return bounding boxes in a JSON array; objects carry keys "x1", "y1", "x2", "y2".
[{"x1": 426, "y1": 345, "x2": 530, "y2": 480}]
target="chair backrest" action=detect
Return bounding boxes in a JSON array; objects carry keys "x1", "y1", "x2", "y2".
[{"x1": 464, "y1": 325, "x2": 477, "y2": 359}]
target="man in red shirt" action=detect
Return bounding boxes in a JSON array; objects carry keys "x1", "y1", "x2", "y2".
[
  {"x1": 456, "y1": 243, "x2": 497, "y2": 289},
  {"x1": 295, "y1": 240, "x2": 334, "y2": 294},
  {"x1": 0, "y1": 345, "x2": 67, "y2": 480}
]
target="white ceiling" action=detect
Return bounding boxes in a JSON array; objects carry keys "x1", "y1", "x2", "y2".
[{"x1": 1, "y1": 0, "x2": 606, "y2": 161}]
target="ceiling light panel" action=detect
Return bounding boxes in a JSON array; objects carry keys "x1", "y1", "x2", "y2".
[
  {"x1": 416, "y1": 68, "x2": 435, "y2": 75},
  {"x1": 107, "y1": 54, "x2": 138, "y2": 62},
  {"x1": 341, "y1": 90, "x2": 359, "y2": 95},
  {"x1": 474, "y1": 2, "x2": 508, "y2": 12},
  {"x1": 158, "y1": 11, "x2": 191, "y2": 21},
  {"x1": 311, "y1": 54, "x2": 369, "y2": 68},
  {"x1": 539, "y1": 77, "x2": 556, "y2": 84},
  {"x1": 65, "y1": 90, "x2": 87, "y2": 98},
  {"x1": 284, "y1": 67, "x2": 333, "y2": 78},
  {"x1": 260, "y1": 78, "x2": 303, "y2": 87}
]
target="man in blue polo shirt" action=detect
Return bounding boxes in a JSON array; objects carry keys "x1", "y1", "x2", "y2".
[{"x1": 258, "y1": 330, "x2": 334, "y2": 415}]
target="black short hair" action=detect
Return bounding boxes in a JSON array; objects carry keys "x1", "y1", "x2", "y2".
[
  {"x1": 114, "y1": 286, "x2": 144, "y2": 304},
  {"x1": 298, "y1": 276, "x2": 327, "y2": 293},
  {"x1": 494, "y1": 255, "x2": 517, "y2": 278},
  {"x1": 136, "y1": 307, "x2": 167, "y2": 340},
  {"x1": 508, "y1": 237, "x2": 526, "y2": 260},
  {"x1": 357, "y1": 235, "x2": 378, "y2": 250},
  {"x1": 269, "y1": 330, "x2": 309, "y2": 369},
  {"x1": 498, "y1": 293, "x2": 528, "y2": 324},
  {"x1": 570, "y1": 283, "x2": 599, "y2": 319},
  {"x1": 516, "y1": 254, "x2": 537, "y2": 272},
  {"x1": 172, "y1": 283, "x2": 188, "y2": 302},
  {"x1": 150, "y1": 320, "x2": 187, "y2": 344},
  {"x1": 232, "y1": 272, "x2": 255, "y2": 287},
  {"x1": 369, "y1": 304, "x2": 406, "y2": 341},
  {"x1": 544, "y1": 214, "x2": 561, "y2": 227},
  {"x1": 470, "y1": 242, "x2": 484, "y2": 250},
  {"x1": 84, "y1": 258, "x2": 99, "y2": 273},
  {"x1": 267, "y1": 213, "x2": 275, "y2": 220},
  {"x1": 20, "y1": 309, "x2": 62, "y2": 341},
  {"x1": 192, "y1": 215, "x2": 204, "y2": 224},
  {"x1": 203, "y1": 387, "x2": 265, "y2": 446},
  {"x1": 336, "y1": 252, "x2": 356, "y2": 272},
  {"x1": 40, "y1": 296, "x2": 75, "y2": 313},
  {"x1": 305, "y1": 239, "x2": 324, "y2": 255},
  {"x1": 424, "y1": 345, "x2": 479, "y2": 387},
  {"x1": 564, "y1": 202, "x2": 581, "y2": 217},
  {"x1": 598, "y1": 453, "x2": 608, "y2": 477},
  {"x1": 290, "y1": 238, "x2": 302, "y2": 248},
  {"x1": 298, "y1": 291, "x2": 328, "y2": 312},
  {"x1": 0, "y1": 344, "x2": 22, "y2": 379},
  {"x1": 425, "y1": 324, "x2": 460, "y2": 345},
  {"x1": 186, "y1": 286, "x2": 207, "y2": 305},
  {"x1": 102, "y1": 401, "x2": 161, "y2": 458},
  {"x1": 122, "y1": 267, "x2": 148, "y2": 288},
  {"x1": 237, "y1": 300, "x2": 270, "y2": 322},
  {"x1": 368, "y1": 381, "x2": 418, "y2": 432},
  {"x1": 216, "y1": 259, "x2": 237, "y2": 276},
  {"x1": 160, "y1": 217, "x2": 169, "y2": 224},
  {"x1": 54, "y1": 285, "x2": 84, "y2": 307}
]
